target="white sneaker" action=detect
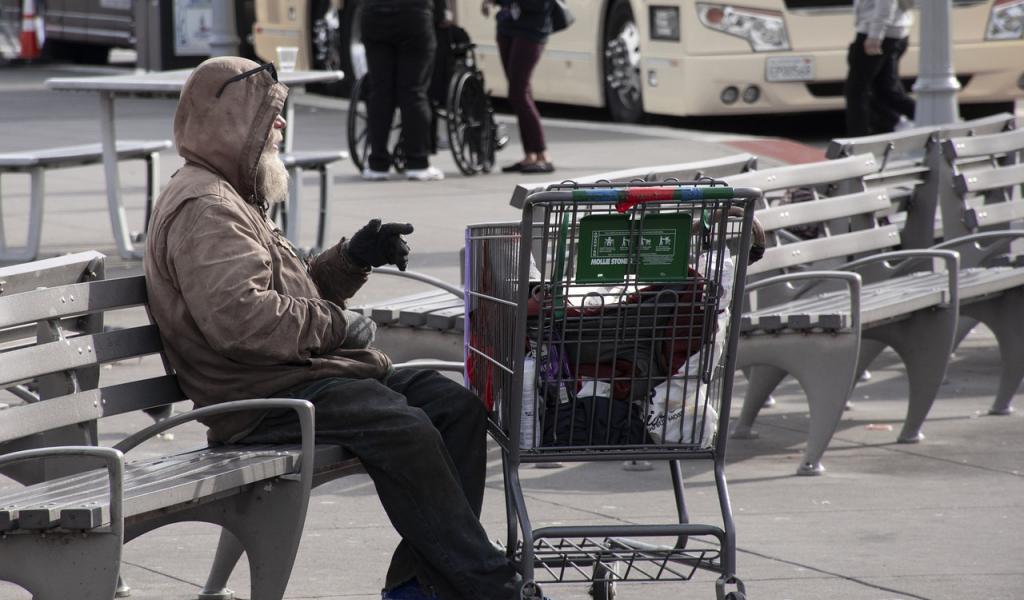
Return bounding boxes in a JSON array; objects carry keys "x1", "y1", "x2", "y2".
[
  {"x1": 362, "y1": 167, "x2": 390, "y2": 181},
  {"x1": 894, "y1": 116, "x2": 915, "y2": 132},
  {"x1": 405, "y1": 166, "x2": 445, "y2": 181}
]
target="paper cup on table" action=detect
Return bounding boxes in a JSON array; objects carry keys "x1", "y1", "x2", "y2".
[{"x1": 276, "y1": 46, "x2": 298, "y2": 72}]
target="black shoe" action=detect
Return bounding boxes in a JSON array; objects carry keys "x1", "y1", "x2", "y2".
[
  {"x1": 502, "y1": 161, "x2": 528, "y2": 173},
  {"x1": 520, "y1": 161, "x2": 555, "y2": 174}
]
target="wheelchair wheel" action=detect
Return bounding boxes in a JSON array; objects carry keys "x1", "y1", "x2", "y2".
[
  {"x1": 446, "y1": 69, "x2": 495, "y2": 175},
  {"x1": 346, "y1": 75, "x2": 405, "y2": 173},
  {"x1": 346, "y1": 75, "x2": 371, "y2": 172}
]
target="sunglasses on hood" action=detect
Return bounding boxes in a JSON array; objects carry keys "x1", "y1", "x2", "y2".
[{"x1": 215, "y1": 62, "x2": 278, "y2": 99}]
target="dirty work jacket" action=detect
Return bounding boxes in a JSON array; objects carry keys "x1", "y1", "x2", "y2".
[{"x1": 144, "y1": 57, "x2": 391, "y2": 444}]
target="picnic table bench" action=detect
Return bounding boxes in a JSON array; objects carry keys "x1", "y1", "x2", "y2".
[
  {"x1": 0, "y1": 140, "x2": 170, "y2": 262},
  {"x1": 0, "y1": 251, "x2": 364, "y2": 600}
]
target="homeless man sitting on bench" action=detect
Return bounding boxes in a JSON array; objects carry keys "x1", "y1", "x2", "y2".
[{"x1": 144, "y1": 56, "x2": 526, "y2": 600}]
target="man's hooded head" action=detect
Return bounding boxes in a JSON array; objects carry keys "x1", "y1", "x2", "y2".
[{"x1": 174, "y1": 57, "x2": 290, "y2": 212}]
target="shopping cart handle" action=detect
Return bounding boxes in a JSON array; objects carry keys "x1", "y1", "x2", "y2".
[{"x1": 569, "y1": 186, "x2": 737, "y2": 213}]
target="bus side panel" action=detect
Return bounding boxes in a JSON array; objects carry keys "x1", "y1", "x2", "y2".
[{"x1": 455, "y1": 0, "x2": 606, "y2": 108}]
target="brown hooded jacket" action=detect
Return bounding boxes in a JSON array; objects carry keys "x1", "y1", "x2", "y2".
[{"x1": 144, "y1": 57, "x2": 391, "y2": 443}]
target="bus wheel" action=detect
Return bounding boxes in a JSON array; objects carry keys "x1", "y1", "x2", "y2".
[{"x1": 603, "y1": 0, "x2": 644, "y2": 123}]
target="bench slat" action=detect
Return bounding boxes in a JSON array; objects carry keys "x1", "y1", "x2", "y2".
[
  {"x1": 0, "y1": 277, "x2": 147, "y2": 330},
  {"x1": 749, "y1": 225, "x2": 901, "y2": 275},
  {"x1": 366, "y1": 290, "x2": 455, "y2": 324},
  {"x1": 955, "y1": 163, "x2": 1024, "y2": 194},
  {"x1": 727, "y1": 154, "x2": 878, "y2": 191},
  {"x1": 1, "y1": 444, "x2": 356, "y2": 532},
  {"x1": 0, "y1": 140, "x2": 171, "y2": 170},
  {"x1": 0, "y1": 325, "x2": 164, "y2": 387},
  {"x1": 756, "y1": 189, "x2": 891, "y2": 233},
  {"x1": 0, "y1": 377, "x2": 186, "y2": 444},
  {"x1": 398, "y1": 299, "x2": 464, "y2": 327},
  {"x1": 944, "y1": 128, "x2": 1024, "y2": 159}
]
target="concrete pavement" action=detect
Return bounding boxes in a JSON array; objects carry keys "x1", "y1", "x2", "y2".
[{"x1": 0, "y1": 63, "x2": 1022, "y2": 600}]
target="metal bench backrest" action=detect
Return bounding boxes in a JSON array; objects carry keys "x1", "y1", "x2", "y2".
[
  {"x1": 0, "y1": 270, "x2": 184, "y2": 456},
  {"x1": 940, "y1": 127, "x2": 1024, "y2": 245},
  {"x1": 726, "y1": 154, "x2": 896, "y2": 278},
  {"x1": 825, "y1": 114, "x2": 1019, "y2": 249}
]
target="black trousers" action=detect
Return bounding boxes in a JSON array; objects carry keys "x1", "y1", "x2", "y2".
[
  {"x1": 844, "y1": 33, "x2": 916, "y2": 137},
  {"x1": 241, "y1": 369, "x2": 520, "y2": 600},
  {"x1": 362, "y1": 6, "x2": 436, "y2": 171}
]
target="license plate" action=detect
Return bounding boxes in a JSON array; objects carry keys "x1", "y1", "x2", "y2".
[{"x1": 766, "y1": 56, "x2": 815, "y2": 82}]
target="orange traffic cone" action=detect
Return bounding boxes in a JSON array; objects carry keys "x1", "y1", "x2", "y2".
[{"x1": 19, "y1": 0, "x2": 41, "y2": 60}]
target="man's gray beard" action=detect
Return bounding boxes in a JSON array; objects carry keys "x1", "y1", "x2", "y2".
[{"x1": 255, "y1": 149, "x2": 289, "y2": 205}]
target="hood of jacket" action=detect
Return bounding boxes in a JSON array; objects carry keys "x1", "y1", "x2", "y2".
[{"x1": 173, "y1": 56, "x2": 288, "y2": 203}]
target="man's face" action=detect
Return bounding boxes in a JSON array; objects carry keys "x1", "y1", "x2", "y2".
[{"x1": 255, "y1": 114, "x2": 289, "y2": 205}]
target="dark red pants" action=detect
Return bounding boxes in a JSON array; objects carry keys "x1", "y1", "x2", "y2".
[{"x1": 497, "y1": 32, "x2": 547, "y2": 154}]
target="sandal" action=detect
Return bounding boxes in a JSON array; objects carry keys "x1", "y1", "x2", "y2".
[{"x1": 520, "y1": 161, "x2": 555, "y2": 174}]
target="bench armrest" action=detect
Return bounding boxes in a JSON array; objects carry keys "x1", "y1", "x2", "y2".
[
  {"x1": 373, "y1": 267, "x2": 464, "y2": 298},
  {"x1": 745, "y1": 271, "x2": 863, "y2": 333},
  {"x1": 113, "y1": 399, "x2": 316, "y2": 493},
  {"x1": 840, "y1": 249, "x2": 960, "y2": 307},
  {"x1": 0, "y1": 446, "x2": 124, "y2": 537}
]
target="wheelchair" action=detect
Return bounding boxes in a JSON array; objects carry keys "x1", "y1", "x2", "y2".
[{"x1": 347, "y1": 26, "x2": 507, "y2": 176}]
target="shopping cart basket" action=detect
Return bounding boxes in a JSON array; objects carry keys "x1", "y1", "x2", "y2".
[{"x1": 465, "y1": 180, "x2": 760, "y2": 600}]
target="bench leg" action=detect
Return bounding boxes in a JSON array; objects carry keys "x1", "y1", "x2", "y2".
[
  {"x1": 734, "y1": 365, "x2": 787, "y2": 429},
  {"x1": 0, "y1": 531, "x2": 121, "y2": 600},
  {"x1": 143, "y1": 151, "x2": 161, "y2": 235},
  {"x1": 198, "y1": 529, "x2": 245, "y2": 600},
  {"x1": 0, "y1": 168, "x2": 45, "y2": 262},
  {"x1": 317, "y1": 165, "x2": 331, "y2": 251},
  {"x1": 866, "y1": 305, "x2": 958, "y2": 443},
  {"x1": 124, "y1": 475, "x2": 311, "y2": 600},
  {"x1": 960, "y1": 289, "x2": 1024, "y2": 415},
  {"x1": 734, "y1": 331, "x2": 860, "y2": 475}
]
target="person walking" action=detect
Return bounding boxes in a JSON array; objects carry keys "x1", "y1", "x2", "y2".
[
  {"x1": 844, "y1": 0, "x2": 917, "y2": 137},
  {"x1": 483, "y1": 0, "x2": 556, "y2": 174},
  {"x1": 361, "y1": 0, "x2": 452, "y2": 181}
]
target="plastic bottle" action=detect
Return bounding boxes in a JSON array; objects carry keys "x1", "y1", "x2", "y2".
[{"x1": 520, "y1": 356, "x2": 540, "y2": 448}]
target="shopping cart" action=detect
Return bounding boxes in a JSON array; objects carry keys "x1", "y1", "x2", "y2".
[{"x1": 465, "y1": 180, "x2": 760, "y2": 600}]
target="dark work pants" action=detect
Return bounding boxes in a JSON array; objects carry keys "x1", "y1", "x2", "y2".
[
  {"x1": 362, "y1": 6, "x2": 436, "y2": 171},
  {"x1": 497, "y1": 32, "x2": 547, "y2": 154},
  {"x1": 240, "y1": 369, "x2": 520, "y2": 600},
  {"x1": 844, "y1": 33, "x2": 916, "y2": 137}
]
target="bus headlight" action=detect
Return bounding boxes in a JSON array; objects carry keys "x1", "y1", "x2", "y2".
[
  {"x1": 986, "y1": 0, "x2": 1024, "y2": 40},
  {"x1": 697, "y1": 3, "x2": 790, "y2": 52}
]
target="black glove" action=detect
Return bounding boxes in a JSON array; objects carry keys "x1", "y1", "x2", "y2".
[{"x1": 346, "y1": 219, "x2": 415, "y2": 271}]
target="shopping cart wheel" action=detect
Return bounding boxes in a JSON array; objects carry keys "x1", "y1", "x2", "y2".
[
  {"x1": 519, "y1": 581, "x2": 544, "y2": 600},
  {"x1": 589, "y1": 562, "x2": 617, "y2": 600}
]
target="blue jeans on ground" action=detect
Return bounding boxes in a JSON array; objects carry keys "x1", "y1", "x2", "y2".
[{"x1": 240, "y1": 368, "x2": 521, "y2": 600}]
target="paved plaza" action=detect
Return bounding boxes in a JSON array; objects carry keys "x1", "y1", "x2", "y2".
[{"x1": 0, "y1": 64, "x2": 1022, "y2": 599}]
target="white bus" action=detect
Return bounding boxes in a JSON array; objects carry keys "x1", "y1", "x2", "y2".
[{"x1": 253, "y1": 0, "x2": 1024, "y2": 122}]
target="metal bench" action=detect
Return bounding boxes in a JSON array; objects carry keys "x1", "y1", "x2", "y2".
[
  {"x1": 725, "y1": 154, "x2": 961, "y2": 475},
  {"x1": 829, "y1": 118, "x2": 1024, "y2": 416},
  {"x1": 0, "y1": 140, "x2": 171, "y2": 262},
  {"x1": 0, "y1": 252, "x2": 363, "y2": 600}
]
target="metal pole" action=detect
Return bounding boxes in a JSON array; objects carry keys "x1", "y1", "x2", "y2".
[
  {"x1": 912, "y1": 0, "x2": 960, "y2": 126},
  {"x1": 208, "y1": 0, "x2": 239, "y2": 57}
]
